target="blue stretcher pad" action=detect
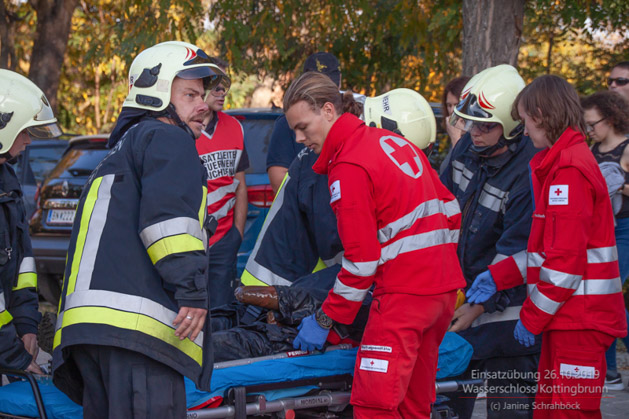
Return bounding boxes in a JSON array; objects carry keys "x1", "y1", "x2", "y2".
[{"x1": 0, "y1": 332, "x2": 472, "y2": 418}]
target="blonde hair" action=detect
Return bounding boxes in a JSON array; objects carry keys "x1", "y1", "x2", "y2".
[{"x1": 283, "y1": 72, "x2": 362, "y2": 116}]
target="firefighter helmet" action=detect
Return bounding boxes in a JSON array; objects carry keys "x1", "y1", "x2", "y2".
[
  {"x1": 0, "y1": 69, "x2": 62, "y2": 154},
  {"x1": 363, "y1": 88, "x2": 436, "y2": 150},
  {"x1": 451, "y1": 64, "x2": 525, "y2": 140},
  {"x1": 124, "y1": 41, "x2": 225, "y2": 112}
]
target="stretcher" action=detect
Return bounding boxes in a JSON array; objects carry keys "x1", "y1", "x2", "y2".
[{"x1": 0, "y1": 332, "x2": 477, "y2": 419}]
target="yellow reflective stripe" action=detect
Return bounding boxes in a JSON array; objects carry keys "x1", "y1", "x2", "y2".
[
  {"x1": 12, "y1": 272, "x2": 37, "y2": 291},
  {"x1": 54, "y1": 306, "x2": 202, "y2": 365},
  {"x1": 147, "y1": 234, "x2": 204, "y2": 264},
  {"x1": 313, "y1": 258, "x2": 326, "y2": 273},
  {"x1": 0, "y1": 310, "x2": 13, "y2": 326},
  {"x1": 67, "y1": 177, "x2": 103, "y2": 295},
  {"x1": 199, "y1": 185, "x2": 207, "y2": 229},
  {"x1": 240, "y1": 269, "x2": 269, "y2": 286}
]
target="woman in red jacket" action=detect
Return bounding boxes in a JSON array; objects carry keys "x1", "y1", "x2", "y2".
[
  {"x1": 283, "y1": 72, "x2": 465, "y2": 418},
  {"x1": 472, "y1": 75, "x2": 627, "y2": 418}
]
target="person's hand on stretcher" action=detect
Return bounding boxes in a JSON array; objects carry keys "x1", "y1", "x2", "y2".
[{"x1": 293, "y1": 310, "x2": 331, "y2": 352}]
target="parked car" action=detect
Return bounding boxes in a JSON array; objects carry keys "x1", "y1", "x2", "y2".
[
  {"x1": 29, "y1": 135, "x2": 110, "y2": 304},
  {"x1": 30, "y1": 109, "x2": 283, "y2": 305},
  {"x1": 12, "y1": 137, "x2": 70, "y2": 219}
]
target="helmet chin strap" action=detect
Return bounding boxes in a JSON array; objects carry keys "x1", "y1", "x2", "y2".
[
  {"x1": 470, "y1": 136, "x2": 507, "y2": 158},
  {"x1": 151, "y1": 103, "x2": 196, "y2": 139},
  {"x1": 0, "y1": 151, "x2": 15, "y2": 163}
]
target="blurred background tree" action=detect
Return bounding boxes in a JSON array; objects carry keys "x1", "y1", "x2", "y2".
[{"x1": 1, "y1": 0, "x2": 627, "y2": 135}]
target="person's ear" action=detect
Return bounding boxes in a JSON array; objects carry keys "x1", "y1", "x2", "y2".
[{"x1": 322, "y1": 102, "x2": 336, "y2": 121}]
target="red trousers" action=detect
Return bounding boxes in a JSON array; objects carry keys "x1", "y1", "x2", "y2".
[
  {"x1": 351, "y1": 291, "x2": 456, "y2": 418},
  {"x1": 534, "y1": 329, "x2": 614, "y2": 419}
]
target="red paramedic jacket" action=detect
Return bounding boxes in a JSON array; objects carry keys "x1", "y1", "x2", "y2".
[
  {"x1": 196, "y1": 111, "x2": 245, "y2": 245},
  {"x1": 489, "y1": 127, "x2": 627, "y2": 336},
  {"x1": 312, "y1": 113, "x2": 466, "y2": 324}
]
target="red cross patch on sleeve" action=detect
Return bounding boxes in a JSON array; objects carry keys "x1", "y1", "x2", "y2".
[{"x1": 548, "y1": 184, "x2": 569, "y2": 205}]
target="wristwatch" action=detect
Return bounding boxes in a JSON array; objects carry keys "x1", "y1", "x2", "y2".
[{"x1": 315, "y1": 309, "x2": 334, "y2": 330}]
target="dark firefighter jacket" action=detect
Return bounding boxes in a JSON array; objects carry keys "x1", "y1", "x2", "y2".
[
  {"x1": 440, "y1": 132, "x2": 541, "y2": 359},
  {"x1": 0, "y1": 163, "x2": 40, "y2": 369},
  {"x1": 52, "y1": 117, "x2": 212, "y2": 403}
]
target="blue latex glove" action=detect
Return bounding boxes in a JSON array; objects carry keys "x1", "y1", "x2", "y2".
[
  {"x1": 466, "y1": 270, "x2": 497, "y2": 304},
  {"x1": 514, "y1": 320, "x2": 536, "y2": 347},
  {"x1": 292, "y1": 313, "x2": 330, "y2": 351}
]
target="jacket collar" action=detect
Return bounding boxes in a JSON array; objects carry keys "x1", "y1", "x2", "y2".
[
  {"x1": 313, "y1": 113, "x2": 364, "y2": 175},
  {"x1": 531, "y1": 127, "x2": 585, "y2": 180}
]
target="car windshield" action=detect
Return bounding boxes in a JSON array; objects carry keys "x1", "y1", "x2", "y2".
[
  {"x1": 50, "y1": 147, "x2": 110, "y2": 178},
  {"x1": 241, "y1": 118, "x2": 276, "y2": 174}
]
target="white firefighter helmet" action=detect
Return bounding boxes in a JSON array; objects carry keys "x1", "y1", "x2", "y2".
[
  {"x1": 0, "y1": 69, "x2": 62, "y2": 154},
  {"x1": 363, "y1": 88, "x2": 436, "y2": 150},
  {"x1": 124, "y1": 41, "x2": 227, "y2": 112},
  {"x1": 451, "y1": 64, "x2": 525, "y2": 140}
]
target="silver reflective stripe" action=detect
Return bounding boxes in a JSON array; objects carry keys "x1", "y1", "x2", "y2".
[
  {"x1": 206, "y1": 180, "x2": 239, "y2": 207},
  {"x1": 471, "y1": 305, "x2": 522, "y2": 328},
  {"x1": 0, "y1": 292, "x2": 5, "y2": 311},
  {"x1": 491, "y1": 253, "x2": 509, "y2": 264},
  {"x1": 539, "y1": 266, "x2": 581, "y2": 290},
  {"x1": 380, "y1": 229, "x2": 453, "y2": 264},
  {"x1": 512, "y1": 250, "x2": 528, "y2": 280},
  {"x1": 243, "y1": 174, "x2": 293, "y2": 287},
  {"x1": 378, "y1": 199, "x2": 448, "y2": 243},
  {"x1": 528, "y1": 252, "x2": 545, "y2": 268},
  {"x1": 323, "y1": 251, "x2": 344, "y2": 267},
  {"x1": 63, "y1": 289, "x2": 203, "y2": 347},
  {"x1": 450, "y1": 229, "x2": 460, "y2": 244},
  {"x1": 478, "y1": 183, "x2": 508, "y2": 213},
  {"x1": 573, "y1": 277, "x2": 622, "y2": 296},
  {"x1": 139, "y1": 217, "x2": 204, "y2": 248},
  {"x1": 452, "y1": 161, "x2": 473, "y2": 192},
  {"x1": 75, "y1": 175, "x2": 114, "y2": 291},
  {"x1": 209, "y1": 197, "x2": 236, "y2": 221},
  {"x1": 587, "y1": 246, "x2": 618, "y2": 264},
  {"x1": 529, "y1": 287, "x2": 562, "y2": 315},
  {"x1": 342, "y1": 257, "x2": 379, "y2": 277},
  {"x1": 19, "y1": 257, "x2": 36, "y2": 274},
  {"x1": 332, "y1": 277, "x2": 370, "y2": 302},
  {"x1": 444, "y1": 199, "x2": 461, "y2": 218}
]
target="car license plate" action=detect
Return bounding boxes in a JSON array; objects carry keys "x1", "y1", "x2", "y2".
[{"x1": 47, "y1": 209, "x2": 76, "y2": 225}]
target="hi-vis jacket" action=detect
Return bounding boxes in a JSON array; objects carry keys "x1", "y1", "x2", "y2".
[
  {"x1": 313, "y1": 113, "x2": 466, "y2": 325},
  {"x1": 241, "y1": 148, "x2": 343, "y2": 287},
  {"x1": 440, "y1": 132, "x2": 541, "y2": 358},
  {"x1": 52, "y1": 118, "x2": 212, "y2": 400},
  {"x1": 0, "y1": 164, "x2": 40, "y2": 370},
  {"x1": 490, "y1": 128, "x2": 627, "y2": 337},
  {"x1": 197, "y1": 111, "x2": 245, "y2": 245}
]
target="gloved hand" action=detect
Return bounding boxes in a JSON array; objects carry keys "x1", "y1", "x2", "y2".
[
  {"x1": 466, "y1": 270, "x2": 497, "y2": 304},
  {"x1": 514, "y1": 320, "x2": 536, "y2": 347},
  {"x1": 292, "y1": 313, "x2": 330, "y2": 352}
]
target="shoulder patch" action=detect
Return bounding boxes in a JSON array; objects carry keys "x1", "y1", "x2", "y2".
[
  {"x1": 548, "y1": 184, "x2": 568, "y2": 205},
  {"x1": 330, "y1": 179, "x2": 341, "y2": 203}
]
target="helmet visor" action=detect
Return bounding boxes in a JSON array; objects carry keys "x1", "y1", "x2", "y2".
[
  {"x1": 455, "y1": 93, "x2": 493, "y2": 119},
  {"x1": 27, "y1": 122, "x2": 63, "y2": 139},
  {"x1": 449, "y1": 113, "x2": 499, "y2": 134}
]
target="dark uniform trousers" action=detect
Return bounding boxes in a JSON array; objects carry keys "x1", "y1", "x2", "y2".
[{"x1": 71, "y1": 345, "x2": 186, "y2": 419}]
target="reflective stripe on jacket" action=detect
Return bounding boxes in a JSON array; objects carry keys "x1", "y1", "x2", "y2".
[
  {"x1": 440, "y1": 132, "x2": 541, "y2": 358},
  {"x1": 490, "y1": 128, "x2": 627, "y2": 336},
  {"x1": 197, "y1": 111, "x2": 245, "y2": 245},
  {"x1": 52, "y1": 118, "x2": 212, "y2": 399},
  {"x1": 313, "y1": 113, "x2": 465, "y2": 325},
  {"x1": 242, "y1": 148, "x2": 343, "y2": 286}
]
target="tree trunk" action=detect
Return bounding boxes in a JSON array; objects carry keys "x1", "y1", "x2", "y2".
[
  {"x1": 28, "y1": 0, "x2": 79, "y2": 113},
  {"x1": 462, "y1": 0, "x2": 525, "y2": 76},
  {"x1": 0, "y1": 1, "x2": 18, "y2": 70}
]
